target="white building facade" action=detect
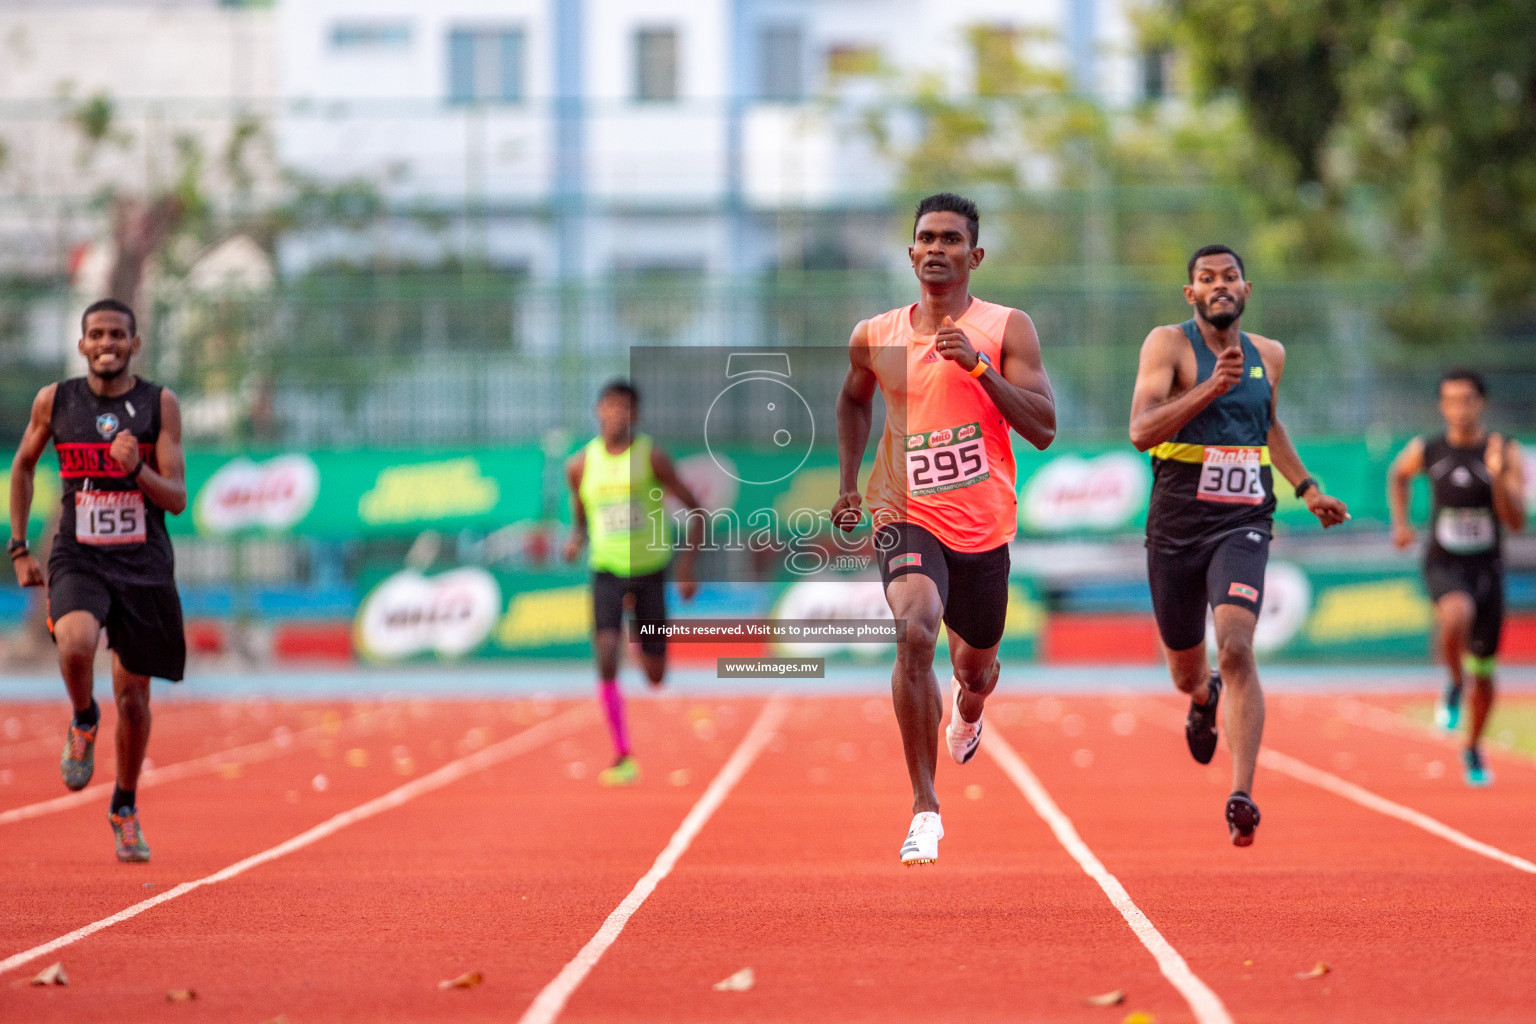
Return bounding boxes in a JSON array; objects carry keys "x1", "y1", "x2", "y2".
[{"x1": 276, "y1": 0, "x2": 1148, "y2": 279}]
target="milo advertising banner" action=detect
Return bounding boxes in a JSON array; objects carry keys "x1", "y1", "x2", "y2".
[
  {"x1": 176, "y1": 448, "x2": 545, "y2": 538},
  {"x1": 1248, "y1": 561, "x2": 1440, "y2": 662},
  {"x1": 351, "y1": 564, "x2": 1045, "y2": 665}
]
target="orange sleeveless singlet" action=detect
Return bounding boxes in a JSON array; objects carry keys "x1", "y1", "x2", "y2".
[{"x1": 861, "y1": 298, "x2": 1018, "y2": 552}]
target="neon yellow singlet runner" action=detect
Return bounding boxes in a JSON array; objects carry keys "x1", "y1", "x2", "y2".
[{"x1": 579, "y1": 434, "x2": 670, "y2": 577}]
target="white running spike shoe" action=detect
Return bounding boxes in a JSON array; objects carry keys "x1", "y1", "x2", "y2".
[
  {"x1": 945, "y1": 677, "x2": 983, "y2": 765},
  {"x1": 900, "y1": 811, "x2": 944, "y2": 866}
]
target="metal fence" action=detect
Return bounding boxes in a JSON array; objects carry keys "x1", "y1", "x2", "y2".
[{"x1": 3, "y1": 270, "x2": 1536, "y2": 449}]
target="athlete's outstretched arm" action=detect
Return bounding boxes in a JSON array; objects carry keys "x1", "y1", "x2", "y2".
[
  {"x1": 117, "y1": 388, "x2": 186, "y2": 515},
  {"x1": 1388, "y1": 437, "x2": 1425, "y2": 548},
  {"x1": 1128, "y1": 326, "x2": 1242, "y2": 451},
  {"x1": 832, "y1": 321, "x2": 877, "y2": 531},
  {"x1": 1490, "y1": 436, "x2": 1526, "y2": 533},
  {"x1": 1260, "y1": 347, "x2": 1347, "y2": 528},
  {"x1": 651, "y1": 445, "x2": 704, "y2": 599},
  {"x1": 562, "y1": 451, "x2": 589, "y2": 563},
  {"x1": 9, "y1": 385, "x2": 55, "y2": 587},
  {"x1": 987, "y1": 310, "x2": 1056, "y2": 449}
]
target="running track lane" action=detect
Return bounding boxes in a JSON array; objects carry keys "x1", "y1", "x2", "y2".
[
  {"x1": 993, "y1": 695, "x2": 1536, "y2": 1023},
  {"x1": 2, "y1": 697, "x2": 770, "y2": 1023},
  {"x1": 552, "y1": 696, "x2": 1212, "y2": 1024},
  {"x1": 0, "y1": 702, "x2": 402, "y2": 825},
  {"x1": 0, "y1": 700, "x2": 585, "y2": 957}
]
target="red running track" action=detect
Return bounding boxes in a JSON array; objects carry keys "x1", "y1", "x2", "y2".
[{"x1": 0, "y1": 692, "x2": 1532, "y2": 1023}]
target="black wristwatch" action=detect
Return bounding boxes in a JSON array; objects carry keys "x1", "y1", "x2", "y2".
[
  {"x1": 127, "y1": 460, "x2": 145, "y2": 481},
  {"x1": 1294, "y1": 476, "x2": 1318, "y2": 499},
  {"x1": 8, "y1": 537, "x2": 29, "y2": 559}
]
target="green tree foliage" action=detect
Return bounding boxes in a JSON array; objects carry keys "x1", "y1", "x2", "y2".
[{"x1": 1170, "y1": 0, "x2": 1536, "y2": 329}]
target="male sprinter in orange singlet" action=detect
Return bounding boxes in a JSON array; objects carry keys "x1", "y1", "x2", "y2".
[
  {"x1": 833, "y1": 193, "x2": 1057, "y2": 865},
  {"x1": 1130, "y1": 245, "x2": 1348, "y2": 846}
]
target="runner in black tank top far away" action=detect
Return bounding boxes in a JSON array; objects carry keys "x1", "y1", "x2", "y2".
[
  {"x1": 1388, "y1": 369, "x2": 1525, "y2": 786},
  {"x1": 1129, "y1": 245, "x2": 1349, "y2": 846},
  {"x1": 9, "y1": 298, "x2": 188, "y2": 863}
]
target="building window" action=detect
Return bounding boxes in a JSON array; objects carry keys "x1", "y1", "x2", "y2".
[
  {"x1": 448, "y1": 28, "x2": 525, "y2": 104},
  {"x1": 331, "y1": 21, "x2": 412, "y2": 50},
  {"x1": 1141, "y1": 48, "x2": 1170, "y2": 101},
  {"x1": 758, "y1": 24, "x2": 803, "y2": 101},
  {"x1": 635, "y1": 28, "x2": 680, "y2": 102},
  {"x1": 826, "y1": 44, "x2": 880, "y2": 79}
]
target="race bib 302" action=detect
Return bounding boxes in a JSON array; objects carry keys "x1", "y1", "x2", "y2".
[{"x1": 1196, "y1": 447, "x2": 1265, "y2": 506}]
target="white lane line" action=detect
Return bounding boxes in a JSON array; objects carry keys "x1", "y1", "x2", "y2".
[
  {"x1": 1258, "y1": 748, "x2": 1536, "y2": 875},
  {"x1": 0, "y1": 704, "x2": 591, "y2": 978},
  {"x1": 1332, "y1": 696, "x2": 1536, "y2": 767},
  {"x1": 518, "y1": 695, "x2": 789, "y2": 1024},
  {"x1": 1132, "y1": 696, "x2": 1536, "y2": 876},
  {"x1": 984, "y1": 728, "x2": 1234, "y2": 1024},
  {"x1": 0, "y1": 709, "x2": 382, "y2": 826}
]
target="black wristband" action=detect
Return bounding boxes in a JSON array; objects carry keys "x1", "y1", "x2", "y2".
[
  {"x1": 8, "y1": 538, "x2": 28, "y2": 559},
  {"x1": 127, "y1": 460, "x2": 145, "y2": 481},
  {"x1": 1294, "y1": 476, "x2": 1318, "y2": 499}
]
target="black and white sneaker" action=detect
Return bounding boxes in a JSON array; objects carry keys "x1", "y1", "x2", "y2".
[
  {"x1": 945, "y1": 677, "x2": 983, "y2": 765},
  {"x1": 1226, "y1": 792, "x2": 1260, "y2": 847},
  {"x1": 1185, "y1": 672, "x2": 1222, "y2": 765}
]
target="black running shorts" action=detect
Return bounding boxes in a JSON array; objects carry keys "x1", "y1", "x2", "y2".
[
  {"x1": 592, "y1": 568, "x2": 668, "y2": 656},
  {"x1": 47, "y1": 566, "x2": 186, "y2": 682},
  {"x1": 1424, "y1": 558, "x2": 1504, "y2": 658},
  {"x1": 1147, "y1": 528, "x2": 1270, "y2": 652},
  {"x1": 876, "y1": 522, "x2": 1010, "y2": 650}
]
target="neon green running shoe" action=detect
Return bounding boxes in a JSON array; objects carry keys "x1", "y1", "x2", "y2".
[
  {"x1": 110, "y1": 807, "x2": 151, "y2": 862},
  {"x1": 1462, "y1": 747, "x2": 1493, "y2": 788},
  {"x1": 1434, "y1": 683, "x2": 1463, "y2": 732},
  {"x1": 598, "y1": 755, "x2": 640, "y2": 787},
  {"x1": 60, "y1": 721, "x2": 98, "y2": 791}
]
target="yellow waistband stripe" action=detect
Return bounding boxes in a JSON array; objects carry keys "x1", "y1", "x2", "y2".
[{"x1": 1150, "y1": 442, "x2": 1271, "y2": 465}]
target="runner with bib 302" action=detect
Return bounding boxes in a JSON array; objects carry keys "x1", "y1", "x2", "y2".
[{"x1": 1129, "y1": 245, "x2": 1349, "y2": 848}]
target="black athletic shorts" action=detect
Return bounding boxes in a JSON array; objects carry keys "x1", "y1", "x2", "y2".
[
  {"x1": 592, "y1": 568, "x2": 668, "y2": 656},
  {"x1": 1147, "y1": 527, "x2": 1270, "y2": 651},
  {"x1": 47, "y1": 565, "x2": 186, "y2": 682},
  {"x1": 1424, "y1": 558, "x2": 1504, "y2": 658},
  {"x1": 876, "y1": 522, "x2": 1010, "y2": 650}
]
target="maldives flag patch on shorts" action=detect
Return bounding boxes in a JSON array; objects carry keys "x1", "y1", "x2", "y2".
[
  {"x1": 889, "y1": 552, "x2": 922, "y2": 571},
  {"x1": 1228, "y1": 582, "x2": 1259, "y2": 602}
]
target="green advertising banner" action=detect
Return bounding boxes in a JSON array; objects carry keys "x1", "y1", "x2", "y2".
[
  {"x1": 350, "y1": 564, "x2": 1044, "y2": 665},
  {"x1": 176, "y1": 448, "x2": 545, "y2": 539},
  {"x1": 8, "y1": 436, "x2": 1530, "y2": 544}
]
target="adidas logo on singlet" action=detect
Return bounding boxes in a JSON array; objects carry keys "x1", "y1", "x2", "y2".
[{"x1": 922, "y1": 352, "x2": 939, "y2": 362}]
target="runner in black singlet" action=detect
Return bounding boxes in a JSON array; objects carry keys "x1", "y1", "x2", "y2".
[
  {"x1": 1130, "y1": 245, "x2": 1349, "y2": 846},
  {"x1": 1388, "y1": 369, "x2": 1525, "y2": 786},
  {"x1": 9, "y1": 299, "x2": 188, "y2": 862}
]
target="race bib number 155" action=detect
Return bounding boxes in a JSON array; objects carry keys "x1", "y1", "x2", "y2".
[
  {"x1": 905, "y1": 422, "x2": 989, "y2": 496},
  {"x1": 75, "y1": 490, "x2": 147, "y2": 546},
  {"x1": 1196, "y1": 446, "x2": 1265, "y2": 505}
]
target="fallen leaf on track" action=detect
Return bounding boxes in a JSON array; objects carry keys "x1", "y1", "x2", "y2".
[
  {"x1": 1085, "y1": 989, "x2": 1125, "y2": 1007},
  {"x1": 1296, "y1": 962, "x2": 1331, "y2": 980},
  {"x1": 166, "y1": 988, "x2": 197, "y2": 1002},
  {"x1": 713, "y1": 967, "x2": 755, "y2": 991},
  {"x1": 1121, "y1": 1012, "x2": 1156, "y2": 1024},
  {"x1": 30, "y1": 962, "x2": 67, "y2": 986},
  {"x1": 439, "y1": 970, "x2": 484, "y2": 990}
]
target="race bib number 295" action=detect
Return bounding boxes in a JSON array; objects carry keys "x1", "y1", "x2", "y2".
[
  {"x1": 1196, "y1": 446, "x2": 1265, "y2": 505},
  {"x1": 75, "y1": 490, "x2": 147, "y2": 546},
  {"x1": 905, "y1": 422, "x2": 989, "y2": 496}
]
